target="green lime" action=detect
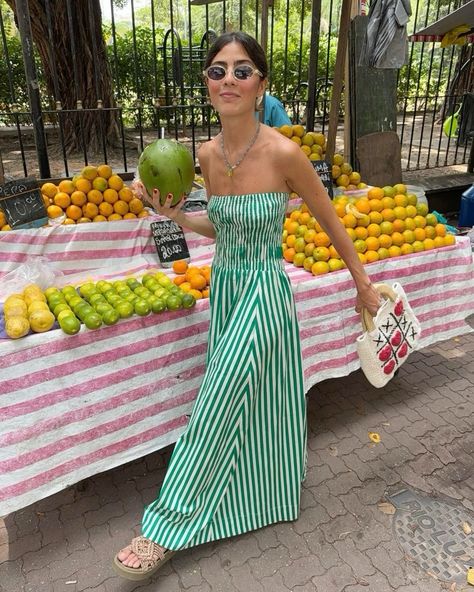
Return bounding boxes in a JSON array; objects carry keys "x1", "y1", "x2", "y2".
[
  {"x1": 124, "y1": 293, "x2": 138, "y2": 304},
  {"x1": 166, "y1": 294, "x2": 182, "y2": 311},
  {"x1": 44, "y1": 287, "x2": 60, "y2": 299},
  {"x1": 79, "y1": 282, "x2": 96, "y2": 298},
  {"x1": 59, "y1": 315, "x2": 81, "y2": 335},
  {"x1": 89, "y1": 293, "x2": 106, "y2": 305},
  {"x1": 102, "y1": 309, "x2": 120, "y2": 326},
  {"x1": 118, "y1": 288, "x2": 132, "y2": 297},
  {"x1": 158, "y1": 276, "x2": 173, "y2": 289},
  {"x1": 126, "y1": 277, "x2": 140, "y2": 288},
  {"x1": 57, "y1": 309, "x2": 77, "y2": 322},
  {"x1": 150, "y1": 298, "x2": 166, "y2": 313},
  {"x1": 67, "y1": 295, "x2": 83, "y2": 308},
  {"x1": 113, "y1": 280, "x2": 127, "y2": 291},
  {"x1": 134, "y1": 299, "x2": 151, "y2": 316},
  {"x1": 134, "y1": 286, "x2": 151, "y2": 298},
  {"x1": 74, "y1": 302, "x2": 94, "y2": 320},
  {"x1": 181, "y1": 293, "x2": 196, "y2": 309},
  {"x1": 53, "y1": 302, "x2": 71, "y2": 317},
  {"x1": 94, "y1": 302, "x2": 113, "y2": 315},
  {"x1": 61, "y1": 285, "x2": 77, "y2": 297},
  {"x1": 105, "y1": 292, "x2": 121, "y2": 305},
  {"x1": 115, "y1": 301, "x2": 134, "y2": 319},
  {"x1": 83, "y1": 312, "x2": 102, "y2": 330},
  {"x1": 154, "y1": 287, "x2": 167, "y2": 299},
  {"x1": 97, "y1": 281, "x2": 113, "y2": 294},
  {"x1": 48, "y1": 295, "x2": 66, "y2": 309}
]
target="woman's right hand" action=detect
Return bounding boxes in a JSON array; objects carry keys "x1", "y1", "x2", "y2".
[{"x1": 133, "y1": 181, "x2": 185, "y2": 222}]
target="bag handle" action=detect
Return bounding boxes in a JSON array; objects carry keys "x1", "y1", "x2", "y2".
[{"x1": 360, "y1": 283, "x2": 398, "y2": 332}]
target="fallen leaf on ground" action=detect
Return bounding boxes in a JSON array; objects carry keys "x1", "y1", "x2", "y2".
[
  {"x1": 328, "y1": 446, "x2": 338, "y2": 456},
  {"x1": 462, "y1": 522, "x2": 472, "y2": 535},
  {"x1": 368, "y1": 431, "x2": 381, "y2": 443},
  {"x1": 449, "y1": 582, "x2": 456, "y2": 591},
  {"x1": 468, "y1": 567, "x2": 474, "y2": 585},
  {"x1": 377, "y1": 501, "x2": 396, "y2": 515}
]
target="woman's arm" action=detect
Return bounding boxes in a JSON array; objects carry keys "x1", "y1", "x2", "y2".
[{"x1": 281, "y1": 142, "x2": 381, "y2": 315}]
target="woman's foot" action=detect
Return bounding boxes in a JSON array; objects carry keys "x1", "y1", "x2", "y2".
[{"x1": 113, "y1": 536, "x2": 175, "y2": 580}]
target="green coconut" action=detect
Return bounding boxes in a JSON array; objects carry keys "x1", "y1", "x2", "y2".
[{"x1": 138, "y1": 139, "x2": 195, "y2": 206}]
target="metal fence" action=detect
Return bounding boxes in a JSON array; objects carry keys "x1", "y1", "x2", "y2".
[{"x1": 0, "y1": 0, "x2": 472, "y2": 181}]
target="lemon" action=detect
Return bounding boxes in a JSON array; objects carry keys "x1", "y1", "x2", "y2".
[
  {"x1": 29, "y1": 310, "x2": 55, "y2": 333},
  {"x1": 4, "y1": 299, "x2": 28, "y2": 317},
  {"x1": 5, "y1": 316, "x2": 30, "y2": 339}
]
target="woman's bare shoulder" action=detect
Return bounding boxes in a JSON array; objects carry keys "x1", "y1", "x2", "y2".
[
  {"x1": 197, "y1": 137, "x2": 218, "y2": 162},
  {"x1": 262, "y1": 125, "x2": 303, "y2": 162}
]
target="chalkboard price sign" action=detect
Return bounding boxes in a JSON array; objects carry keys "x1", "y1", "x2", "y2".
[
  {"x1": 0, "y1": 178, "x2": 48, "y2": 229},
  {"x1": 150, "y1": 219, "x2": 190, "y2": 267},
  {"x1": 311, "y1": 160, "x2": 334, "y2": 198}
]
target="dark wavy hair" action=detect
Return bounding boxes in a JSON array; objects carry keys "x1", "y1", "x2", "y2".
[{"x1": 204, "y1": 31, "x2": 268, "y2": 79}]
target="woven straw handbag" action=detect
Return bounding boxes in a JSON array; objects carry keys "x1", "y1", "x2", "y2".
[{"x1": 356, "y1": 282, "x2": 421, "y2": 388}]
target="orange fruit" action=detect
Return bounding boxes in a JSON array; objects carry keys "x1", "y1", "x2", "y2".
[
  {"x1": 77, "y1": 217, "x2": 92, "y2": 224},
  {"x1": 286, "y1": 234, "x2": 296, "y2": 248},
  {"x1": 412, "y1": 240, "x2": 425, "y2": 252},
  {"x1": 202, "y1": 288, "x2": 210, "y2": 298},
  {"x1": 424, "y1": 226, "x2": 436, "y2": 239},
  {"x1": 381, "y1": 208, "x2": 396, "y2": 222},
  {"x1": 290, "y1": 210, "x2": 301, "y2": 222},
  {"x1": 87, "y1": 189, "x2": 104, "y2": 205},
  {"x1": 392, "y1": 219, "x2": 406, "y2": 233},
  {"x1": 82, "y1": 165, "x2": 98, "y2": 180},
  {"x1": 66, "y1": 205, "x2": 83, "y2": 220},
  {"x1": 41, "y1": 182, "x2": 58, "y2": 198},
  {"x1": 354, "y1": 239, "x2": 367, "y2": 253},
  {"x1": 314, "y1": 232, "x2": 330, "y2": 247},
  {"x1": 367, "y1": 223, "x2": 381, "y2": 237},
  {"x1": 369, "y1": 199, "x2": 383, "y2": 212},
  {"x1": 129, "y1": 198, "x2": 144, "y2": 214},
  {"x1": 123, "y1": 212, "x2": 137, "y2": 219},
  {"x1": 92, "y1": 177, "x2": 108, "y2": 192},
  {"x1": 63, "y1": 218, "x2": 76, "y2": 225},
  {"x1": 369, "y1": 211, "x2": 383, "y2": 225},
  {"x1": 413, "y1": 227, "x2": 426, "y2": 241},
  {"x1": 71, "y1": 191, "x2": 87, "y2": 207},
  {"x1": 58, "y1": 180, "x2": 75, "y2": 194},
  {"x1": 391, "y1": 232, "x2": 404, "y2": 246},
  {"x1": 172, "y1": 260, "x2": 188, "y2": 274},
  {"x1": 189, "y1": 274, "x2": 207, "y2": 291},
  {"x1": 334, "y1": 202, "x2": 346, "y2": 218},
  {"x1": 357, "y1": 252, "x2": 367, "y2": 264},
  {"x1": 406, "y1": 205, "x2": 417, "y2": 218},
  {"x1": 355, "y1": 199, "x2": 370, "y2": 214},
  {"x1": 365, "y1": 236, "x2": 380, "y2": 251},
  {"x1": 404, "y1": 217, "x2": 416, "y2": 231},
  {"x1": 379, "y1": 221, "x2": 393, "y2": 235},
  {"x1": 0, "y1": 211, "x2": 6, "y2": 226},
  {"x1": 313, "y1": 246, "x2": 330, "y2": 261},
  {"x1": 388, "y1": 245, "x2": 402, "y2": 258},
  {"x1": 378, "y1": 234, "x2": 392, "y2": 248},
  {"x1": 119, "y1": 187, "x2": 134, "y2": 202},
  {"x1": 53, "y1": 192, "x2": 71, "y2": 209},
  {"x1": 137, "y1": 210, "x2": 149, "y2": 218},
  {"x1": 83, "y1": 202, "x2": 99, "y2": 219},
  {"x1": 433, "y1": 236, "x2": 445, "y2": 248},
  {"x1": 342, "y1": 213, "x2": 357, "y2": 228},
  {"x1": 346, "y1": 228, "x2": 357, "y2": 241},
  {"x1": 393, "y1": 206, "x2": 407, "y2": 220},
  {"x1": 187, "y1": 288, "x2": 203, "y2": 300},
  {"x1": 328, "y1": 245, "x2": 340, "y2": 259},
  {"x1": 173, "y1": 275, "x2": 187, "y2": 286},
  {"x1": 75, "y1": 177, "x2": 92, "y2": 193},
  {"x1": 402, "y1": 229, "x2": 415, "y2": 244},
  {"x1": 365, "y1": 250, "x2": 379, "y2": 263},
  {"x1": 42, "y1": 194, "x2": 50, "y2": 208},
  {"x1": 98, "y1": 201, "x2": 114, "y2": 217},
  {"x1": 103, "y1": 188, "x2": 119, "y2": 204},
  {"x1": 367, "y1": 187, "x2": 384, "y2": 200},
  {"x1": 180, "y1": 282, "x2": 191, "y2": 292},
  {"x1": 108, "y1": 174, "x2": 124, "y2": 191},
  {"x1": 92, "y1": 215, "x2": 107, "y2": 223},
  {"x1": 108, "y1": 213, "x2": 123, "y2": 221},
  {"x1": 354, "y1": 226, "x2": 368, "y2": 240},
  {"x1": 290, "y1": 136, "x2": 302, "y2": 146},
  {"x1": 414, "y1": 215, "x2": 427, "y2": 228},
  {"x1": 114, "y1": 200, "x2": 129, "y2": 215},
  {"x1": 285, "y1": 220, "x2": 299, "y2": 235},
  {"x1": 435, "y1": 223, "x2": 446, "y2": 237},
  {"x1": 400, "y1": 243, "x2": 414, "y2": 255},
  {"x1": 311, "y1": 261, "x2": 330, "y2": 275},
  {"x1": 283, "y1": 248, "x2": 296, "y2": 262},
  {"x1": 300, "y1": 212, "x2": 311, "y2": 225},
  {"x1": 423, "y1": 238, "x2": 435, "y2": 250},
  {"x1": 444, "y1": 234, "x2": 455, "y2": 246},
  {"x1": 1, "y1": 224, "x2": 12, "y2": 231},
  {"x1": 97, "y1": 164, "x2": 113, "y2": 179},
  {"x1": 47, "y1": 204, "x2": 64, "y2": 218},
  {"x1": 394, "y1": 194, "x2": 408, "y2": 207},
  {"x1": 381, "y1": 196, "x2": 396, "y2": 210}
]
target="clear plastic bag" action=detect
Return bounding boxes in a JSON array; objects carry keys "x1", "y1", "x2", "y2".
[{"x1": 0, "y1": 256, "x2": 64, "y2": 301}]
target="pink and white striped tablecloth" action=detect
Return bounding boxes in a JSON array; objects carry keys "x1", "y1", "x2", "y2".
[{"x1": 1, "y1": 219, "x2": 473, "y2": 516}]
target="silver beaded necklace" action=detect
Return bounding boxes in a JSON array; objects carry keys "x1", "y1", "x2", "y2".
[{"x1": 220, "y1": 122, "x2": 260, "y2": 177}]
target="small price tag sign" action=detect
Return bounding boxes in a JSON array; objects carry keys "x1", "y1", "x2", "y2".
[
  {"x1": 311, "y1": 160, "x2": 334, "y2": 198},
  {"x1": 0, "y1": 178, "x2": 47, "y2": 229},
  {"x1": 150, "y1": 219, "x2": 190, "y2": 268}
]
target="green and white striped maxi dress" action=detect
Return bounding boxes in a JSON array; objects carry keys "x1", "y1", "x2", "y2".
[{"x1": 142, "y1": 192, "x2": 307, "y2": 550}]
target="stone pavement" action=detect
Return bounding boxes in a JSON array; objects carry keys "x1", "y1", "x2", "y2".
[{"x1": 1, "y1": 331, "x2": 474, "y2": 592}]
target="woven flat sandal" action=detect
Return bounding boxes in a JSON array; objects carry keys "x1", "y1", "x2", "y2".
[{"x1": 113, "y1": 536, "x2": 175, "y2": 581}]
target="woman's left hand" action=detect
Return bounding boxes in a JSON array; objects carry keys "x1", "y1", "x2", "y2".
[{"x1": 355, "y1": 283, "x2": 381, "y2": 317}]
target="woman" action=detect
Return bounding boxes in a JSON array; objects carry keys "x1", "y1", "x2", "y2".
[{"x1": 114, "y1": 31, "x2": 380, "y2": 580}]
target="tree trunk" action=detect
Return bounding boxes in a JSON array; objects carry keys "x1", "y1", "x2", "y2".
[{"x1": 6, "y1": 0, "x2": 120, "y2": 154}]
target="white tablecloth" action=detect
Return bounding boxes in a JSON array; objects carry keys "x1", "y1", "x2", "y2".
[{"x1": 1, "y1": 218, "x2": 473, "y2": 516}]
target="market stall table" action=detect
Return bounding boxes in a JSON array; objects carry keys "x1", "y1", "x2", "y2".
[{"x1": 1, "y1": 217, "x2": 473, "y2": 516}]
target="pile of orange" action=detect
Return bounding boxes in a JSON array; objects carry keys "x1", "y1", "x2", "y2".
[
  {"x1": 275, "y1": 125, "x2": 366, "y2": 191},
  {"x1": 171, "y1": 260, "x2": 211, "y2": 300},
  {"x1": 282, "y1": 183, "x2": 456, "y2": 276},
  {"x1": 41, "y1": 164, "x2": 148, "y2": 225},
  {"x1": 0, "y1": 209, "x2": 10, "y2": 232}
]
